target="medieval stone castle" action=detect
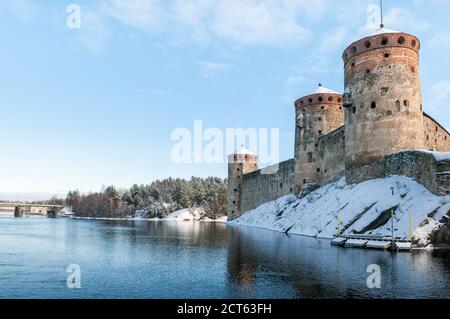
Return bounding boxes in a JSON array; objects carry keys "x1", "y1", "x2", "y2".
[{"x1": 227, "y1": 26, "x2": 450, "y2": 221}]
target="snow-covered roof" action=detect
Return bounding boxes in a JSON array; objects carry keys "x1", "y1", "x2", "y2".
[
  {"x1": 234, "y1": 146, "x2": 256, "y2": 156},
  {"x1": 369, "y1": 26, "x2": 400, "y2": 36},
  {"x1": 310, "y1": 84, "x2": 340, "y2": 95}
]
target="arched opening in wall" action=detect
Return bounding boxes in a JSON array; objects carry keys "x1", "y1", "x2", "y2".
[
  {"x1": 290, "y1": 188, "x2": 293, "y2": 192},
  {"x1": 234, "y1": 189, "x2": 238, "y2": 192},
  {"x1": 445, "y1": 136, "x2": 447, "y2": 141},
  {"x1": 237, "y1": 168, "x2": 240, "y2": 172},
  {"x1": 233, "y1": 201, "x2": 236, "y2": 204},
  {"x1": 351, "y1": 46, "x2": 357, "y2": 53},
  {"x1": 352, "y1": 107, "x2": 356, "y2": 114},
  {"x1": 381, "y1": 37, "x2": 389, "y2": 45},
  {"x1": 316, "y1": 168, "x2": 321, "y2": 173},
  {"x1": 324, "y1": 169, "x2": 327, "y2": 174},
  {"x1": 351, "y1": 62, "x2": 355, "y2": 67},
  {"x1": 411, "y1": 39, "x2": 417, "y2": 47},
  {"x1": 403, "y1": 100, "x2": 410, "y2": 107},
  {"x1": 411, "y1": 66, "x2": 416, "y2": 73},
  {"x1": 427, "y1": 135, "x2": 429, "y2": 141},
  {"x1": 436, "y1": 126, "x2": 438, "y2": 132},
  {"x1": 300, "y1": 100, "x2": 304, "y2": 105},
  {"x1": 318, "y1": 96, "x2": 323, "y2": 102},
  {"x1": 308, "y1": 98, "x2": 313, "y2": 103},
  {"x1": 365, "y1": 69, "x2": 370, "y2": 74},
  {"x1": 338, "y1": 98, "x2": 342, "y2": 103},
  {"x1": 364, "y1": 40, "x2": 371, "y2": 48},
  {"x1": 279, "y1": 183, "x2": 283, "y2": 188},
  {"x1": 303, "y1": 179, "x2": 306, "y2": 184},
  {"x1": 321, "y1": 106, "x2": 325, "y2": 110},
  {"x1": 384, "y1": 53, "x2": 390, "y2": 58},
  {"x1": 231, "y1": 210, "x2": 235, "y2": 214},
  {"x1": 395, "y1": 100, "x2": 401, "y2": 111},
  {"x1": 371, "y1": 102, "x2": 376, "y2": 109},
  {"x1": 319, "y1": 130, "x2": 323, "y2": 135},
  {"x1": 328, "y1": 96, "x2": 334, "y2": 102},
  {"x1": 307, "y1": 152, "x2": 313, "y2": 163},
  {"x1": 435, "y1": 139, "x2": 437, "y2": 144},
  {"x1": 398, "y1": 36, "x2": 406, "y2": 44}
]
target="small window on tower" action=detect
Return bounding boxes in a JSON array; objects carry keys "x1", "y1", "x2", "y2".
[
  {"x1": 381, "y1": 37, "x2": 389, "y2": 45},
  {"x1": 352, "y1": 107, "x2": 356, "y2": 114},
  {"x1": 398, "y1": 36, "x2": 406, "y2": 44},
  {"x1": 316, "y1": 168, "x2": 321, "y2": 173},
  {"x1": 403, "y1": 100, "x2": 410, "y2": 107},
  {"x1": 307, "y1": 152, "x2": 313, "y2": 163},
  {"x1": 371, "y1": 102, "x2": 376, "y2": 109}
]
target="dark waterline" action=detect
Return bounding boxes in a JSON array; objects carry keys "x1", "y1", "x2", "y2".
[{"x1": 0, "y1": 217, "x2": 449, "y2": 299}]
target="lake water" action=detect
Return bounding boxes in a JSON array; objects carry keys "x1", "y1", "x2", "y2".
[{"x1": 1, "y1": 216, "x2": 450, "y2": 299}]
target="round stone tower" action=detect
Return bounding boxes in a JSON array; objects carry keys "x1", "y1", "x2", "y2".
[
  {"x1": 293, "y1": 84, "x2": 344, "y2": 193},
  {"x1": 342, "y1": 27, "x2": 425, "y2": 170},
  {"x1": 227, "y1": 146, "x2": 258, "y2": 220}
]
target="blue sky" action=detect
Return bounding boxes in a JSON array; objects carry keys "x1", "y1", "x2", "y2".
[{"x1": 1, "y1": 0, "x2": 450, "y2": 196}]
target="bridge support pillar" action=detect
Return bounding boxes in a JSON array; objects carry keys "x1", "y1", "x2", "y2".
[{"x1": 14, "y1": 206, "x2": 26, "y2": 218}]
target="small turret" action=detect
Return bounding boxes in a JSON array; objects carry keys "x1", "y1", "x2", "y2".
[{"x1": 227, "y1": 147, "x2": 258, "y2": 220}]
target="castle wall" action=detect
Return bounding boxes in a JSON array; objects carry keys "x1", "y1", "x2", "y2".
[
  {"x1": 317, "y1": 126, "x2": 345, "y2": 185},
  {"x1": 240, "y1": 159, "x2": 295, "y2": 213},
  {"x1": 423, "y1": 113, "x2": 450, "y2": 152},
  {"x1": 346, "y1": 151, "x2": 442, "y2": 193}
]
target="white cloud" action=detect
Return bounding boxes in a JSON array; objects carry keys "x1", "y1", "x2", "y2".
[
  {"x1": 197, "y1": 60, "x2": 231, "y2": 78},
  {"x1": 100, "y1": 0, "x2": 167, "y2": 33},
  {"x1": 383, "y1": 7, "x2": 430, "y2": 32},
  {"x1": 94, "y1": 0, "x2": 324, "y2": 46},
  {"x1": 0, "y1": 0, "x2": 35, "y2": 19},
  {"x1": 78, "y1": 10, "x2": 112, "y2": 51}
]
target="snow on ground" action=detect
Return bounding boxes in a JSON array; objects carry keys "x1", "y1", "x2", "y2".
[
  {"x1": 231, "y1": 176, "x2": 450, "y2": 246},
  {"x1": 417, "y1": 149, "x2": 450, "y2": 161}
]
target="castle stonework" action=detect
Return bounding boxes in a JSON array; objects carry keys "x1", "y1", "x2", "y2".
[{"x1": 227, "y1": 27, "x2": 450, "y2": 221}]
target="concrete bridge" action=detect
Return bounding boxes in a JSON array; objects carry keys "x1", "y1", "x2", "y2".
[{"x1": 0, "y1": 203, "x2": 64, "y2": 218}]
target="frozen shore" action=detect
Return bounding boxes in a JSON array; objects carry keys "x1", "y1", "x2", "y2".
[{"x1": 231, "y1": 176, "x2": 450, "y2": 248}]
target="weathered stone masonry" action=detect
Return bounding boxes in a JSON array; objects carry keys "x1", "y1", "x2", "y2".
[{"x1": 227, "y1": 27, "x2": 450, "y2": 220}]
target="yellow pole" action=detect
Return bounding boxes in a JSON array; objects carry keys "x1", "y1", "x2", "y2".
[
  {"x1": 338, "y1": 211, "x2": 341, "y2": 237},
  {"x1": 409, "y1": 212, "x2": 413, "y2": 241}
]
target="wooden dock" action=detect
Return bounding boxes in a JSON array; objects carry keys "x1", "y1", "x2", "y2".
[{"x1": 331, "y1": 234, "x2": 411, "y2": 251}]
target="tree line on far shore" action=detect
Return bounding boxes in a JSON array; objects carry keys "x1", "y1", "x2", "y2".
[{"x1": 65, "y1": 177, "x2": 227, "y2": 219}]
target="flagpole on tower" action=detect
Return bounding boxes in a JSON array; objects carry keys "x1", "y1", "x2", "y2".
[{"x1": 380, "y1": 0, "x2": 384, "y2": 28}]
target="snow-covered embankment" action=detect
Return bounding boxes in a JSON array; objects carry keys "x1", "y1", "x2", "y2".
[{"x1": 231, "y1": 176, "x2": 450, "y2": 247}]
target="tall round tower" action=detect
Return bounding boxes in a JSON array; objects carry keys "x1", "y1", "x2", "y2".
[
  {"x1": 227, "y1": 147, "x2": 258, "y2": 220},
  {"x1": 293, "y1": 84, "x2": 344, "y2": 193},
  {"x1": 342, "y1": 27, "x2": 425, "y2": 170}
]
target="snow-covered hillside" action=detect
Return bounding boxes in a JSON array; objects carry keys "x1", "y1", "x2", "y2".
[{"x1": 231, "y1": 176, "x2": 450, "y2": 247}]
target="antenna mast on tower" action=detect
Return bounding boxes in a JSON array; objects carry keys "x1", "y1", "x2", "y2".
[{"x1": 380, "y1": 0, "x2": 384, "y2": 28}]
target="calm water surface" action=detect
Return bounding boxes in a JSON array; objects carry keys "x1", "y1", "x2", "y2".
[{"x1": 1, "y1": 216, "x2": 450, "y2": 299}]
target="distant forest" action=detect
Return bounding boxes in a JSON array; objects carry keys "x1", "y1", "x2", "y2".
[{"x1": 65, "y1": 177, "x2": 227, "y2": 219}]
